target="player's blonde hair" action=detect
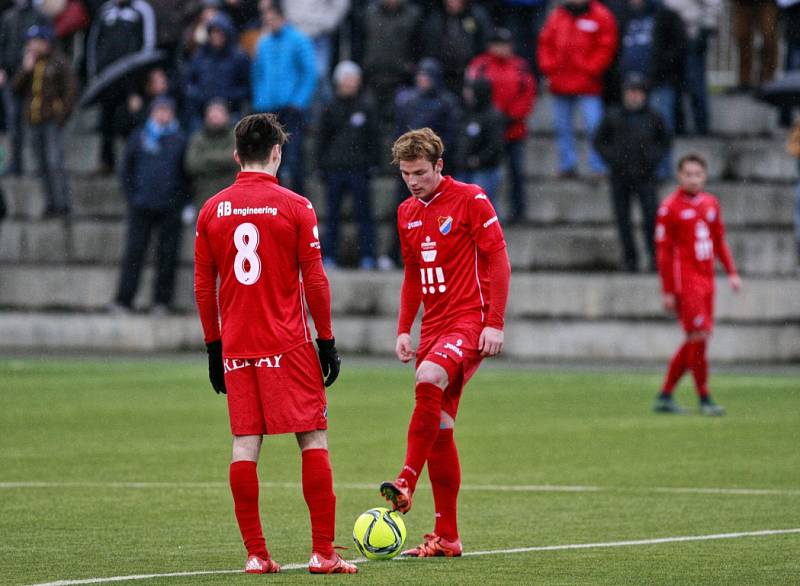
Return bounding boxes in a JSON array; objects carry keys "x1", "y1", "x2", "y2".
[{"x1": 391, "y1": 128, "x2": 444, "y2": 166}]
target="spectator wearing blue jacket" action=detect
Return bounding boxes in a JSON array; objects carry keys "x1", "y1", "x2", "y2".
[
  {"x1": 251, "y1": 3, "x2": 316, "y2": 194},
  {"x1": 113, "y1": 97, "x2": 189, "y2": 314},
  {"x1": 183, "y1": 12, "x2": 250, "y2": 133}
]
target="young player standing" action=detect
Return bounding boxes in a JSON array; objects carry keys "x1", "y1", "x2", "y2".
[
  {"x1": 379, "y1": 128, "x2": 511, "y2": 557},
  {"x1": 653, "y1": 153, "x2": 741, "y2": 416},
  {"x1": 194, "y1": 113, "x2": 357, "y2": 574}
]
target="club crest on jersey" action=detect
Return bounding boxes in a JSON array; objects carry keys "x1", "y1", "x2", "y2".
[{"x1": 438, "y1": 216, "x2": 453, "y2": 235}]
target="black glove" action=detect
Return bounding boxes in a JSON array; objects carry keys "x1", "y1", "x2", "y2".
[
  {"x1": 206, "y1": 340, "x2": 226, "y2": 394},
  {"x1": 316, "y1": 338, "x2": 341, "y2": 388}
]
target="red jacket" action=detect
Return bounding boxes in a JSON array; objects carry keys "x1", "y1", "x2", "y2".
[
  {"x1": 466, "y1": 52, "x2": 536, "y2": 142},
  {"x1": 537, "y1": 1, "x2": 618, "y2": 96}
]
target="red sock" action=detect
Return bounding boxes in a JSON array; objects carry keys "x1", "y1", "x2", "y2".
[
  {"x1": 229, "y1": 460, "x2": 268, "y2": 558},
  {"x1": 662, "y1": 341, "x2": 689, "y2": 395},
  {"x1": 399, "y1": 382, "x2": 444, "y2": 493},
  {"x1": 301, "y1": 448, "x2": 336, "y2": 557},
  {"x1": 687, "y1": 339, "x2": 709, "y2": 399},
  {"x1": 427, "y1": 428, "x2": 460, "y2": 542}
]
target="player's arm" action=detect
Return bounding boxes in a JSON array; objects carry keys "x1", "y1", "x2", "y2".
[
  {"x1": 297, "y1": 201, "x2": 341, "y2": 387},
  {"x1": 194, "y1": 208, "x2": 226, "y2": 394},
  {"x1": 469, "y1": 192, "x2": 510, "y2": 357},
  {"x1": 655, "y1": 205, "x2": 677, "y2": 312},
  {"x1": 711, "y1": 202, "x2": 741, "y2": 292},
  {"x1": 396, "y1": 257, "x2": 422, "y2": 363}
]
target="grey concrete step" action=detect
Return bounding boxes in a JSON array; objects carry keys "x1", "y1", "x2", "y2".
[
  {"x1": 3, "y1": 174, "x2": 794, "y2": 229},
  {"x1": 2, "y1": 267, "x2": 796, "y2": 325},
  {"x1": 1, "y1": 311, "x2": 797, "y2": 361},
  {"x1": 0, "y1": 218, "x2": 793, "y2": 274}
]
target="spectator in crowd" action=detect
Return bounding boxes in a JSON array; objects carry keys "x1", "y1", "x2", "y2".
[
  {"x1": 363, "y1": 0, "x2": 421, "y2": 123},
  {"x1": 0, "y1": 0, "x2": 48, "y2": 176},
  {"x1": 467, "y1": 27, "x2": 535, "y2": 223},
  {"x1": 615, "y1": 0, "x2": 686, "y2": 176},
  {"x1": 114, "y1": 97, "x2": 188, "y2": 313},
  {"x1": 183, "y1": 12, "x2": 249, "y2": 132},
  {"x1": 594, "y1": 73, "x2": 671, "y2": 271},
  {"x1": 185, "y1": 98, "x2": 237, "y2": 206},
  {"x1": 731, "y1": 0, "x2": 779, "y2": 91},
  {"x1": 116, "y1": 67, "x2": 172, "y2": 138},
  {"x1": 12, "y1": 25, "x2": 77, "y2": 218},
  {"x1": 664, "y1": 0, "x2": 720, "y2": 136},
  {"x1": 180, "y1": 0, "x2": 222, "y2": 60},
  {"x1": 498, "y1": 0, "x2": 549, "y2": 79},
  {"x1": 538, "y1": 0, "x2": 617, "y2": 178},
  {"x1": 453, "y1": 77, "x2": 506, "y2": 207},
  {"x1": 395, "y1": 58, "x2": 460, "y2": 151},
  {"x1": 419, "y1": 0, "x2": 492, "y2": 94},
  {"x1": 87, "y1": 0, "x2": 158, "y2": 173},
  {"x1": 251, "y1": 2, "x2": 316, "y2": 193},
  {"x1": 788, "y1": 121, "x2": 800, "y2": 268},
  {"x1": 285, "y1": 0, "x2": 350, "y2": 106},
  {"x1": 317, "y1": 61, "x2": 379, "y2": 269},
  {"x1": 778, "y1": 1, "x2": 800, "y2": 127}
]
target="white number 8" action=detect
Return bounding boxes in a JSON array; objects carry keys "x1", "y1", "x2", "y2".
[{"x1": 233, "y1": 223, "x2": 261, "y2": 285}]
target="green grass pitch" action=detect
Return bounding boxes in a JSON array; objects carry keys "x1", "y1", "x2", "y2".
[{"x1": 1, "y1": 358, "x2": 799, "y2": 585}]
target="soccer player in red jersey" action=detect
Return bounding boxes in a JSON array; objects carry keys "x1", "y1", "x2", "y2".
[
  {"x1": 653, "y1": 153, "x2": 741, "y2": 416},
  {"x1": 379, "y1": 128, "x2": 511, "y2": 557},
  {"x1": 194, "y1": 114, "x2": 357, "y2": 575}
]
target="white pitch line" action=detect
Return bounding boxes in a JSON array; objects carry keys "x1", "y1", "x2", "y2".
[
  {"x1": 26, "y1": 528, "x2": 800, "y2": 586},
  {"x1": 2, "y1": 481, "x2": 800, "y2": 496}
]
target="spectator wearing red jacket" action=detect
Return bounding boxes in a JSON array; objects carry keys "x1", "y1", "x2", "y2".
[
  {"x1": 467, "y1": 28, "x2": 536, "y2": 223},
  {"x1": 538, "y1": 0, "x2": 618, "y2": 177}
]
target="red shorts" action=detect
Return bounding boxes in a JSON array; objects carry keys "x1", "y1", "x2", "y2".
[
  {"x1": 224, "y1": 342, "x2": 327, "y2": 436},
  {"x1": 417, "y1": 325, "x2": 484, "y2": 419},
  {"x1": 677, "y1": 289, "x2": 714, "y2": 333}
]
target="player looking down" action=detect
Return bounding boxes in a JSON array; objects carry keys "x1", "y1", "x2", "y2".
[
  {"x1": 194, "y1": 113, "x2": 356, "y2": 574},
  {"x1": 653, "y1": 153, "x2": 741, "y2": 416},
  {"x1": 379, "y1": 128, "x2": 511, "y2": 557}
]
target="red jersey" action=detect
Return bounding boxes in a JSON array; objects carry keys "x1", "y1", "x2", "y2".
[
  {"x1": 655, "y1": 188, "x2": 737, "y2": 296},
  {"x1": 194, "y1": 172, "x2": 325, "y2": 358},
  {"x1": 396, "y1": 176, "x2": 507, "y2": 341}
]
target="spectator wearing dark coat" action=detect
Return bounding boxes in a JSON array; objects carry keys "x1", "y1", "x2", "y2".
[
  {"x1": 0, "y1": 0, "x2": 48, "y2": 175},
  {"x1": 467, "y1": 27, "x2": 536, "y2": 222},
  {"x1": 614, "y1": 0, "x2": 686, "y2": 153},
  {"x1": 87, "y1": 0, "x2": 158, "y2": 173},
  {"x1": 114, "y1": 97, "x2": 188, "y2": 313},
  {"x1": 454, "y1": 77, "x2": 506, "y2": 208},
  {"x1": 594, "y1": 74, "x2": 671, "y2": 272},
  {"x1": 12, "y1": 25, "x2": 78, "y2": 217},
  {"x1": 419, "y1": 0, "x2": 493, "y2": 94},
  {"x1": 115, "y1": 67, "x2": 172, "y2": 138},
  {"x1": 538, "y1": 0, "x2": 618, "y2": 177},
  {"x1": 318, "y1": 61, "x2": 380, "y2": 269},
  {"x1": 183, "y1": 12, "x2": 249, "y2": 132},
  {"x1": 778, "y1": 2, "x2": 800, "y2": 127},
  {"x1": 363, "y1": 0, "x2": 421, "y2": 123}
]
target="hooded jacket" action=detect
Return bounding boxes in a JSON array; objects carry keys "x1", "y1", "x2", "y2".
[
  {"x1": 251, "y1": 22, "x2": 316, "y2": 111},
  {"x1": 13, "y1": 48, "x2": 78, "y2": 126},
  {"x1": 363, "y1": 0, "x2": 421, "y2": 87},
  {"x1": 184, "y1": 14, "x2": 250, "y2": 111},
  {"x1": 454, "y1": 78, "x2": 507, "y2": 171},
  {"x1": 537, "y1": 0, "x2": 618, "y2": 96},
  {"x1": 86, "y1": 0, "x2": 157, "y2": 77}
]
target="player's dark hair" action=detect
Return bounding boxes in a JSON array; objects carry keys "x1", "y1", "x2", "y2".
[
  {"x1": 392, "y1": 128, "x2": 445, "y2": 165},
  {"x1": 677, "y1": 153, "x2": 707, "y2": 171},
  {"x1": 234, "y1": 113, "x2": 288, "y2": 166}
]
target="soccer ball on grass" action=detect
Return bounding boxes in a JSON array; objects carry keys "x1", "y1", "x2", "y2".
[{"x1": 352, "y1": 507, "x2": 406, "y2": 560}]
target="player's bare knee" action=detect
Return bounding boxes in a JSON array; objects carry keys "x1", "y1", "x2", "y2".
[
  {"x1": 231, "y1": 434, "x2": 262, "y2": 462},
  {"x1": 687, "y1": 330, "x2": 710, "y2": 342},
  {"x1": 415, "y1": 362, "x2": 449, "y2": 390},
  {"x1": 296, "y1": 429, "x2": 328, "y2": 451},
  {"x1": 439, "y1": 411, "x2": 455, "y2": 429}
]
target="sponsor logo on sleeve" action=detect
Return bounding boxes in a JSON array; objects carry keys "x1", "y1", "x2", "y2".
[
  {"x1": 483, "y1": 216, "x2": 498, "y2": 229},
  {"x1": 310, "y1": 225, "x2": 321, "y2": 249},
  {"x1": 474, "y1": 193, "x2": 488, "y2": 200}
]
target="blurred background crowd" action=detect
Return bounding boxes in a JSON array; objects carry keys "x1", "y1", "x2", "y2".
[{"x1": 0, "y1": 0, "x2": 798, "y2": 312}]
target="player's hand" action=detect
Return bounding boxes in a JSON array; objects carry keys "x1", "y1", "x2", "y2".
[
  {"x1": 729, "y1": 274, "x2": 742, "y2": 293},
  {"x1": 316, "y1": 338, "x2": 341, "y2": 387},
  {"x1": 205, "y1": 340, "x2": 226, "y2": 394},
  {"x1": 396, "y1": 333, "x2": 415, "y2": 363},
  {"x1": 479, "y1": 326, "x2": 504, "y2": 357},
  {"x1": 662, "y1": 293, "x2": 677, "y2": 314}
]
